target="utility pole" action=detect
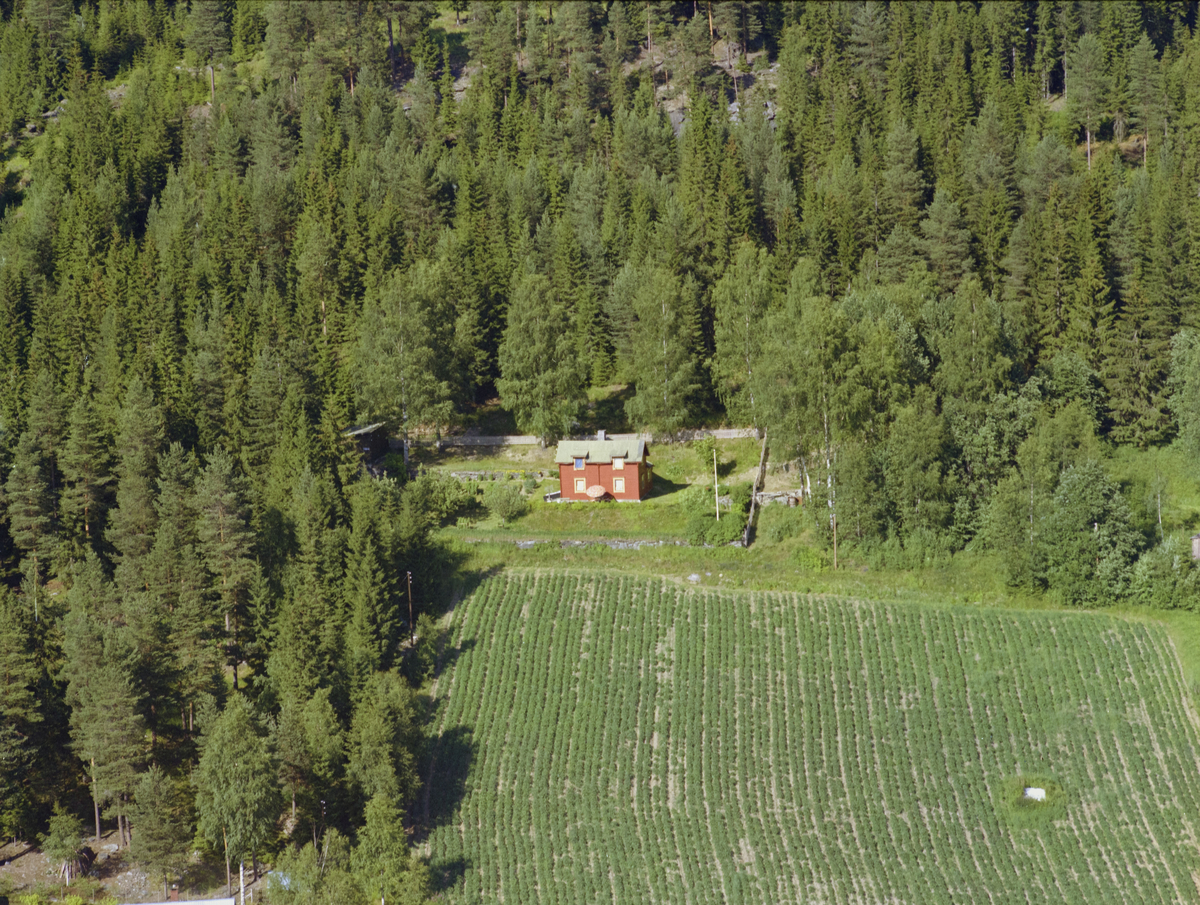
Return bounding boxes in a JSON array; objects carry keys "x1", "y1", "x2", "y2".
[
  {"x1": 407, "y1": 571, "x2": 415, "y2": 644},
  {"x1": 713, "y1": 445, "x2": 720, "y2": 521}
]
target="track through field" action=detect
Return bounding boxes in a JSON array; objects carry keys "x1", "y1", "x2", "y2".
[{"x1": 425, "y1": 571, "x2": 1200, "y2": 904}]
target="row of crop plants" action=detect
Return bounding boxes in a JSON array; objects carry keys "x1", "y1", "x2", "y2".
[{"x1": 426, "y1": 572, "x2": 1200, "y2": 904}]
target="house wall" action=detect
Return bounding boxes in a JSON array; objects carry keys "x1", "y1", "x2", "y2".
[{"x1": 558, "y1": 463, "x2": 648, "y2": 501}]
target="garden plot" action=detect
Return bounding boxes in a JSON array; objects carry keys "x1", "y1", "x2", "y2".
[{"x1": 426, "y1": 571, "x2": 1200, "y2": 905}]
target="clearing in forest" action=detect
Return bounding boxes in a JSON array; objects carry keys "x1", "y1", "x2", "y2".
[{"x1": 425, "y1": 571, "x2": 1200, "y2": 904}]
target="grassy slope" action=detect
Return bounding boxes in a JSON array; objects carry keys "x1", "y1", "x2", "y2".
[
  {"x1": 430, "y1": 438, "x2": 1200, "y2": 685},
  {"x1": 424, "y1": 570, "x2": 1200, "y2": 904}
]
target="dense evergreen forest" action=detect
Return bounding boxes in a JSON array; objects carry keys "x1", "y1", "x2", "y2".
[{"x1": 3, "y1": 0, "x2": 1200, "y2": 900}]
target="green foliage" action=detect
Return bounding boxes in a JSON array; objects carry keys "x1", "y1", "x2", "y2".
[
  {"x1": 1043, "y1": 461, "x2": 1142, "y2": 605},
  {"x1": 39, "y1": 806, "x2": 84, "y2": 878},
  {"x1": 482, "y1": 481, "x2": 525, "y2": 526},
  {"x1": 3, "y1": 0, "x2": 1200, "y2": 881},
  {"x1": 127, "y1": 766, "x2": 192, "y2": 894},
  {"x1": 194, "y1": 696, "x2": 280, "y2": 872},
  {"x1": 683, "y1": 482, "x2": 750, "y2": 546},
  {"x1": 496, "y1": 274, "x2": 586, "y2": 444}
]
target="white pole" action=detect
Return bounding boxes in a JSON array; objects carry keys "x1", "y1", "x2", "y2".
[
  {"x1": 240, "y1": 859, "x2": 245, "y2": 905},
  {"x1": 713, "y1": 446, "x2": 719, "y2": 520}
]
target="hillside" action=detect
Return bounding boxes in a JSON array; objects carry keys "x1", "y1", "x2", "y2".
[{"x1": 425, "y1": 570, "x2": 1200, "y2": 904}]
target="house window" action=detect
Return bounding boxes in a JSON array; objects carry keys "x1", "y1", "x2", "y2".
[
  {"x1": 612, "y1": 457, "x2": 624, "y2": 470},
  {"x1": 574, "y1": 457, "x2": 585, "y2": 470},
  {"x1": 613, "y1": 477, "x2": 625, "y2": 493},
  {"x1": 574, "y1": 478, "x2": 587, "y2": 493}
]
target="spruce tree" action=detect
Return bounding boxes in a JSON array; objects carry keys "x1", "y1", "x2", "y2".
[
  {"x1": 711, "y1": 242, "x2": 776, "y2": 429},
  {"x1": 351, "y1": 794, "x2": 431, "y2": 905},
  {"x1": 61, "y1": 611, "x2": 146, "y2": 846},
  {"x1": 109, "y1": 378, "x2": 164, "y2": 590},
  {"x1": 128, "y1": 766, "x2": 192, "y2": 898},
  {"x1": 1127, "y1": 34, "x2": 1162, "y2": 165},
  {"x1": 356, "y1": 263, "x2": 454, "y2": 465},
  {"x1": 5, "y1": 430, "x2": 54, "y2": 585},
  {"x1": 496, "y1": 274, "x2": 586, "y2": 444},
  {"x1": 0, "y1": 588, "x2": 41, "y2": 840},
  {"x1": 622, "y1": 265, "x2": 701, "y2": 436},
  {"x1": 194, "y1": 448, "x2": 254, "y2": 690},
  {"x1": 919, "y1": 187, "x2": 973, "y2": 296},
  {"x1": 1064, "y1": 34, "x2": 1108, "y2": 170},
  {"x1": 880, "y1": 118, "x2": 927, "y2": 236},
  {"x1": 60, "y1": 388, "x2": 114, "y2": 555}
]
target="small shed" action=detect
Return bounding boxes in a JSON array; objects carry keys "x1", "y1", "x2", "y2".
[
  {"x1": 343, "y1": 423, "x2": 389, "y2": 463},
  {"x1": 555, "y1": 433, "x2": 652, "y2": 501}
]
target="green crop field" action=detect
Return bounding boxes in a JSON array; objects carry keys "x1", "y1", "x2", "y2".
[{"x1": 425, "y1": 571, "x2": 1200, "y2": 904}]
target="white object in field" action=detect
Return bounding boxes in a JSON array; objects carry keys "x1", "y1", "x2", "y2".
[{"x1": 1023, "y1": 787, "x2": 1046, "y2": 801}]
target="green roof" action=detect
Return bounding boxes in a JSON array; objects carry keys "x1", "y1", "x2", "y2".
[{"x1": 554, "y1": 439, "x2": 648, "y2": 465}]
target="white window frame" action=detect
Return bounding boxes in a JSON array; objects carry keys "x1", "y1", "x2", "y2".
[
  {"x1": 574, "y1": 478, "x2": 587, "y2": 493},
  {"x1": 612, "y1": 477, "x2": 626, "y2": 493},
  {"x1": 612, "y1": 457, "x2": 625, "y2": 470},
  {"x1": 574, "y1": 457, "x2": 585, "y2": 470}
]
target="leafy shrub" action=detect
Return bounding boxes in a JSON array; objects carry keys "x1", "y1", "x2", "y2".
[
  {"x1": 484, "y1": 482, "x2": 526, "y2": 524},
  {"x1": 522, "y1": 476, "x2": 538, "y2": 493},
  {"x1": 761, "y1": 505, "x2": 805, "y2": 543},
  {"x1": 383, "y1": 451, "x2": 408, "y2": 480},
  {"x1": 793, "y1": 545, "x2": 827, "y2": 572},
  {"x1": 402, "y1": 612, "x2": 439, "y2": 684},
  {"x1": 684, "y1": 482, "x2": 751, "y2": 545},
  {"x1": 405, "y1": 471, "x2": 476, "y2": 525},
  {"x1": 1044, "y1": 461, "x2": 1141, "y2": 605},
  {"x1": 1129, "y1": 537, "x2": 1200, "y2": 610}
]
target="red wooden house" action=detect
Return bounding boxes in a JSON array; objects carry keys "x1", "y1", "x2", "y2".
[{"x1": 554, "y1": 435, "x2": 652, "y2": 501}]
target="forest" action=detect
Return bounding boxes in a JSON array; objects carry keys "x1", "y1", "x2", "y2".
[{"x1": 1, "y1": 0, "x2": 1200, "y2": 902}]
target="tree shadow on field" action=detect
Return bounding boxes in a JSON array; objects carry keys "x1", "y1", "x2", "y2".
[
  {"x1": 428, "y1": 855, "x2": 469, "y2": 897},
  {"x1": 424, "y1": 725, "x2": 474, "y2": 826},
  {"x1": 415, "y1": 724, "x2": 476, "y2": 898},
  {"x1": 646, "y1": 475, "x2": 689, "y2": 500}
]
